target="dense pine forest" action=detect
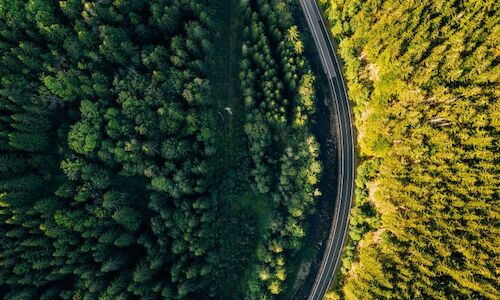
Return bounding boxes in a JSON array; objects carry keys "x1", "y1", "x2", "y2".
[
  {"x1": 319, "y1": 0, "x2": 499, "y2": 299},
  {"x1": 0, "y1": 0, "x2": 321, "y2": 299}
]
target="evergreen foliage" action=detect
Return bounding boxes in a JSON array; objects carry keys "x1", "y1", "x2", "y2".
[
  {"x1": 320, "y1": 0, "x2": 499, "y2": 298},
  {"x1": 239, "y1": 0, "x2": 321, "y2": 298},
  {"x1": 0, "y1": 0, "x2": 218, "y2": 298},
  {"x1": 0, "y1": 0, "x2": 321, "y2": 299}
]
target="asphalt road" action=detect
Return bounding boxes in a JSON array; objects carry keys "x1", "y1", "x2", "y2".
[{"x1": 298, "y1": 0, "x2": 356, "y2": 299}]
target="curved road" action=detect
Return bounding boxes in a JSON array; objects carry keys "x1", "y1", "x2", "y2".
[{"x1": 298, "y1": 0, "x2": 356, "y2": 299}]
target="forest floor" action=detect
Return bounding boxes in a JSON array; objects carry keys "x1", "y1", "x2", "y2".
[
  {"x1": 208, "y1": 0, "x2": 244, "y2": 166},
  {"x1": 207, "y1": 0, "x2": 273, "y2": 298}
]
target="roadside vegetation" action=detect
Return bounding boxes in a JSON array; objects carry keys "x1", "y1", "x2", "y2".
[
  {"x1": 0, "y1": 0, "x2": 321, "y2": 299},
  {"x1": 319, "y1": 0, "x2": 499, "y2": 298},
  {"x1": 239, "y1": 0, "x2": 321, "y2": 297}
]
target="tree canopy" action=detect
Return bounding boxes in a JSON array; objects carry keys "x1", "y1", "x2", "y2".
[
  {"x1": 320, "y1": 0, "x2": 500, "y2": 298},
  {"x1": 0, "y1": 0, "x2": 322, "y2": 299}
]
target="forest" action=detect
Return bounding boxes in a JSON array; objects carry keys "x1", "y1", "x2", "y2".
[
  {"x1": 0, "y1": 0, "x2": 321, "y2": 299},
  {"x1": 319, "y1": 0, "x2": 499, "y2": 299}
]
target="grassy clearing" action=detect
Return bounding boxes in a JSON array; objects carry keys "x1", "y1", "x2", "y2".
[
  {"x1": 207, "y1": 0, "x2": 245, "y2": 167},
  {"x1": 207, "y1": 0, "x2": 277, "y2": 297}
]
